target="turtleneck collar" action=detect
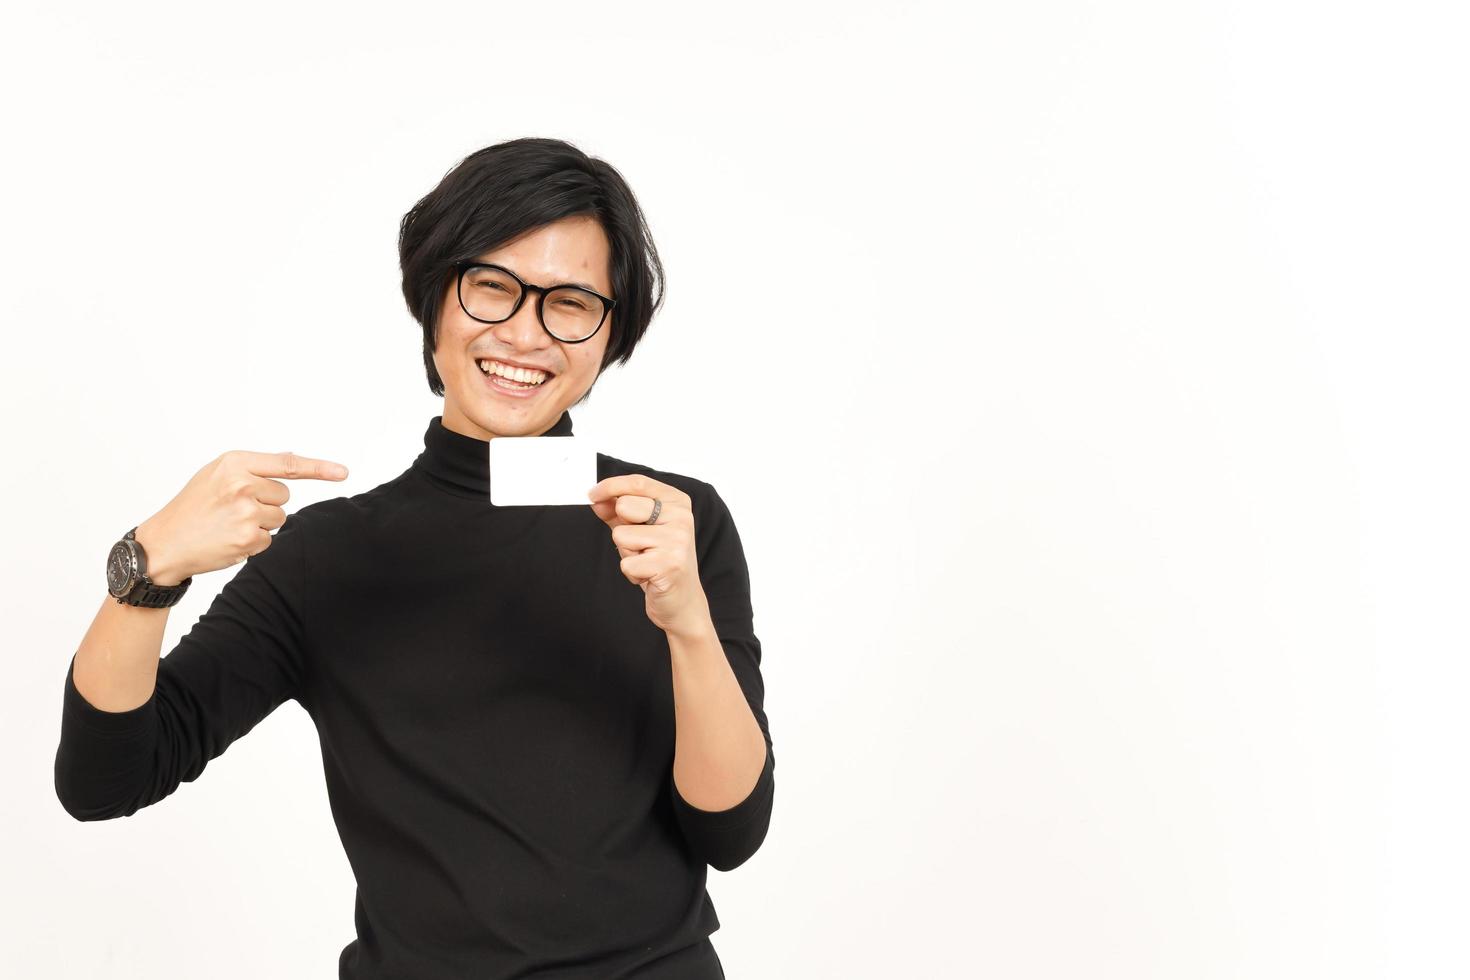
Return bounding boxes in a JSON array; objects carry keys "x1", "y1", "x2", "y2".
[{"x1": 412, "y1": 411, "x2": 575, "y2": 499}]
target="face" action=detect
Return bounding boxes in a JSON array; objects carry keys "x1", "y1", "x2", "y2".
[{"x1": 433, "y1": 214, "x2": 614, "y2": 440}]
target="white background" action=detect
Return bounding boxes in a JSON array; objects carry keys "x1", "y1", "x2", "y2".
[{"x1": 3, "y1": 1, "x2": 1466, "y2": 977}]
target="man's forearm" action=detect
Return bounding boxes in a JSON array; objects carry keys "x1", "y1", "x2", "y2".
[
  {"x1": 666, "y1": 614, "x2": 768, "y2": 812},
  {"x1": 71, "y1": 518, "x2": 184, "y2": 712}
]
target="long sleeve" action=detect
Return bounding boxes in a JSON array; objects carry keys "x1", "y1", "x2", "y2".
[
  {"x1": 668, "y1": 481, "x2": 776, "y2": 872},
  {"x1": 55, "y1": 511, "x2": 312, "y2": 822}
]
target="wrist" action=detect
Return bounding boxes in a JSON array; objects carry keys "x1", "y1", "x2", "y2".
[
  {"x1": 134, "y1": 519, "x2": 189, "y2": 587},
  {"x1": 665, "y1": 601, "x2": 718, "y2": 645}
]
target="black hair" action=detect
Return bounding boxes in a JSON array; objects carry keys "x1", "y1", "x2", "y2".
[{"x1": 398, "y1": 137, "x2": 665, "y2": 399}]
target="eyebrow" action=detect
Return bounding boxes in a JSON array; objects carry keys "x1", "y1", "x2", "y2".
[{"x1": 477, "y1": 261, "x2": 605, "y2": 295}]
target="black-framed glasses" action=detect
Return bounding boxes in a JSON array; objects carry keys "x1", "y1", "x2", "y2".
[{"x1": 454, "y1": 261, "x2": 616, "y2": 344}]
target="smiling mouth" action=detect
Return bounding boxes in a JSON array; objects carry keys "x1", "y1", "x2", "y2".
[{"x1": 476, "y1": 357, "x2": 554, "y2": 389}]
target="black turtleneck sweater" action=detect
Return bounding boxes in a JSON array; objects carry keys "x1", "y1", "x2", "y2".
[{"x1": 54, "y1": 410, "x2": 775, "y2": 979}]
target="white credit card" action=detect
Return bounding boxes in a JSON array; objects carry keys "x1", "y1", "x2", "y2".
[{"x1": 488, "y1": 435, "x2": 598, "y2": 506}]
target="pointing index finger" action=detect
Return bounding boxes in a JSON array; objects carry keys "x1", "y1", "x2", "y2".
[{"x1": 241, "y1": 450, "x2": 349, "y2": 481}]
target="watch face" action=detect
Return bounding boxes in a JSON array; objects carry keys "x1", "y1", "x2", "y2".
[{"x1": 106, "y1": 540, "x2": 135, "y2": 596}]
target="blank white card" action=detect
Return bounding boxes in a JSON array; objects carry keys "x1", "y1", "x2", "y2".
[{"x1": 488, "y1": 435, "x2": 598, "y2": 506}]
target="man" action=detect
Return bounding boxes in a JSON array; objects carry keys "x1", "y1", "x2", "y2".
[{"x1": 55, "y1": 136, "x2": 775, "y2": 979}]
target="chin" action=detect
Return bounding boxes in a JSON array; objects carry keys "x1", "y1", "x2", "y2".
[{"x1": 463, "y1": 393, "x2": 552, "y2": 433}]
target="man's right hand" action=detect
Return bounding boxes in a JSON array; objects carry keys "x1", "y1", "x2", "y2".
[{"x1": 134, "y1": 451, "x2": 350, "y2": 586}]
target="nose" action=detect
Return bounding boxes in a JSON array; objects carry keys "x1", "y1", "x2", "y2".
[{"x1": 494, "y1": 288, "x2": 556, "y2": 350}]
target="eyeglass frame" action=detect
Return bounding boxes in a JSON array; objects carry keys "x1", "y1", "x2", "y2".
[{"x1": 452, "y1": 261, "x2": 617, "y2": 344}]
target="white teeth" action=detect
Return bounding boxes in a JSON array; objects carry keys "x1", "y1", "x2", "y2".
[{"x1": 477, "y1": 359, "x2": 548, "y2": 384}]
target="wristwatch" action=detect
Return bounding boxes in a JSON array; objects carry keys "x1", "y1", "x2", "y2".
[{"x1": 107, "y1": 526, "x2": 193, "y2": 607}]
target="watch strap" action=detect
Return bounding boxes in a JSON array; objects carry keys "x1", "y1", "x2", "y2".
[{"x1": 123, "y1": 577, "x2": 194, "y2": 607}]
